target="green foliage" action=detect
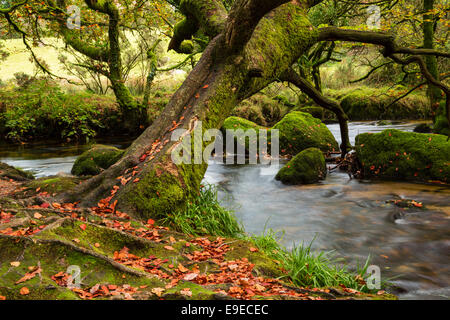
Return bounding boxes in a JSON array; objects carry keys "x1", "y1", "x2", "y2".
[
  {"x1": 247, "y1": 229, "x2": 375, "y2": 292},
  {"x1": 325, "y1": 86, "x2": 430, "y2": 121},
  {"x1": 162, "y1": 184, "x2": 244, "y2": 238},
  {"x1": 0, "y1": 79, "x2": 119, "y2": 142}
]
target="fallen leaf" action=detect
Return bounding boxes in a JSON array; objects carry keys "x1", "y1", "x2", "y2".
[
  {"x1": 177, "y1": 263, "x2": 189, "y2": 273},
  {"x1": 10, "y1": 261, "x2": 20, "y2": 267},
  {"x1": 180, "y1": 288, "x2": 192, "y2": 297},
  {"x1": 249, "y1": 247, "x2": 259, "y2": 252},
  {"x1": 183, "y1": 273, "x2": 199, "y2": 281},
  {"x1": 16, "y1": 267, "x2": 41, "y2": 284},
  {"x1": 33, "y1": 212, "x2": 43, "y2": 219},
  {"x1": 94, "y1": 243, "x2": 100, "y2": 248},
  {"x1": 0, "y1": 295, "x2": 5, "y2": 300},
  {"x1": 151, "y1": 287, "x2": 165, "y2": 297},
  {"x1": 19, "y1": 287, "x2": 30, "y2": 295},
  {"x1": 164, "y1": 245, "x2": 174, "y2": 251},
  {"x1": 79, "y1": 224, "x2": 87, "y2": 231},
  {"x1": 72, "y1": 238, "x2": 80, "y2": 243}
]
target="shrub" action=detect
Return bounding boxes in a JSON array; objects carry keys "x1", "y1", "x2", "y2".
[{"x1": 0, "y1": 79, "x2": 119, "y2": 142}]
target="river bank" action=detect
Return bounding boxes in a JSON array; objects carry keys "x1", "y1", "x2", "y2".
[{"x1": 1, "y1": 121, "x2": 448, "y2": 299}]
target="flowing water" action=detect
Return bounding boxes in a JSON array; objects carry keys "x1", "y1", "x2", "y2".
[{"x1": 1, "y1": 121, "x2": 449, "y2": 300}]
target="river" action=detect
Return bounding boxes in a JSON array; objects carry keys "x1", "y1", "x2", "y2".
[{"x1": 1, "y1": 121, "x2": 449, "y2": 300}]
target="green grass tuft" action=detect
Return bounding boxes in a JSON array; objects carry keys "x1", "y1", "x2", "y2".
[
  {"x1": 162, "y1": 184, "x2": 244, "y2": 238},
  {"x1": 247, "y1": 229, "x2": 377, "y2": 292}
]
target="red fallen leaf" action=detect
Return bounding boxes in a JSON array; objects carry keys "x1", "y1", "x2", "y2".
[
  {"x1": 40, "y1": 202, "x2": 49, "y2": 208},
  {"x1": 133, "y1": 178, "x2": 140, "y2": 183},
  {"x1": 101, "y1": 285, "x2": 110, "y2": 295},
  {"x1": 19, "y1": 287, "x2": 30, "y2": 295},
  {"x1": 249, "y1": 247, "x2": 259, "y2": 252},
  {"x1": 164, "y1": 245, "x2": 174, "y2": 251},
  {"x1": 202, "y1": 84, "x2": 209, "y2": 89},
  {"x1": 16, "y1": 267, "x2": 41, "y2": 284},
  {"x1": 108, "y1": 284, "x2": 118, "y2": 290},
  {"x1": 195, "y1": 93, "x2": 200, "y2": 99},
  {"x1": 0, "y1": 295, "x2": 5, "y2": 300},
  {"x1": 147, "y1": 219, "x2": 155, "y2": 225},
  {"x1": 139, "y1": 154, "x2": 148, "y2": 162},
  {"x1": 79, "y1": 224, "x2": 87, "y2": 231}
]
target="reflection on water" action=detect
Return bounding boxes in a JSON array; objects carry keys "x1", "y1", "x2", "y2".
[{"x1": 0, "y1": 121, "x2": 449, "y2": 299}]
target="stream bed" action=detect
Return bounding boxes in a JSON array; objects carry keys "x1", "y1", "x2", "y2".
[{"x1": 1, "y1": 121, "x2": 449, "y2": 300}]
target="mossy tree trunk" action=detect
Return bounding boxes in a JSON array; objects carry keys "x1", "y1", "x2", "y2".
[
  {"x1": 63, "y1": 0, "x2": 450, "y2": 220},
  {"x1": 64, "y1": 0, "x2": 320, "y2": 219},
  {"x1": 52, "y1": 0, "x2": 147, "y2": 132},
  {"x1": 423, "y1": 0, "x2": 441, "y2": 109}
]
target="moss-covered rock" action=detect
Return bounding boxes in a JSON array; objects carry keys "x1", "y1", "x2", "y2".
[
  {"x1": 355, "y1": 129, "x2": 450, "y2": 183},
  {"x1": 298, "y1": 106, "x2": 324, "y2": 119},
  {"x1": 275, "y1": 147, "x2": 327, "y2": 184},
  {"x1": 71, "y1": 145, "x2": 124, "y2": 176},
  {"x1": 0, "y1": 162, "x2": 34, "y2": 181},
  {"x1": 272, "y1": 111, "x2": 338, "y2": 155},
  {"x1": 221, "y1": 116, "x2": 267, "y2": 153}
]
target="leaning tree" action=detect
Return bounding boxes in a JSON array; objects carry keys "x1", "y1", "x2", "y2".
[{"x1": 56, "y1": 0, "x2": 449, "y2": 220}]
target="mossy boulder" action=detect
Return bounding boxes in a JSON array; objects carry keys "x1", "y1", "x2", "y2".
[
  {"x1": 275, "y1": 147, "x2": 327, "y2": 184},
  {"x1": 0, "y1": 162, "x2": 34, "y2": 181},
  {"x1": 355, "y1": 129, "x2": 450, "y2": 183},
  {"x1": 272, "y1": 111, "x2": 338, "y2": 155},
  {"x1": 71, "y1": 145, "x2": 124, "y2": 176},
  {"x1": 222, "y1": 116, "x2": 267, "y2": 153}
]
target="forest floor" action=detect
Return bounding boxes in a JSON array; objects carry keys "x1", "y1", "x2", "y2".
[{"x1": 0, "y1": 173, "x2": 396, "y2": 300}]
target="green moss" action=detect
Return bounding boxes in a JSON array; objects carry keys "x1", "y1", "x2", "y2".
[
  {"x1": 355, "y1": 129, "x2": 450, "y2": 183},
  {"x1": 163, "y1": 281, "x2": 218, "y2": 300},
  {"x1": 272, "y1": 111, "x2": 338, "y2": 155},
  {"x1": 117, "y1": 157, "x2": 207, "y2": 220},
  {"x1": 222, "y1": 116, "x2": 267, "y2": 153},
  {"x1": 0, "y1": 162, "x2": 34, "y2": 181},
  {"x1": 433, "y1": 101, "x2": 450, "y2": 136},
  {"x1": 298, "y1": 106, "x2": 324, "y2": 119},
  {"x1": 225, "y1": 240, "x2": 283, "y2": 278},
  {"x1": 26, "y1": 176, "x2": 80, "y2": 194},
  {"x1": 71, "y1": 144, "x2": 124, "y2": 176},
  {"x1": 327, "y1": 86, "x2": 431, "y2": 121},
  {"x1": 178, "y1": 40, "x2": 194, "y2": 54},
  {"x1": 275, "y1": 147, "x2": 327, "y2": 184},
  {"x1": 232, "y1": 94, "x2": 290, "y2": 127}
]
